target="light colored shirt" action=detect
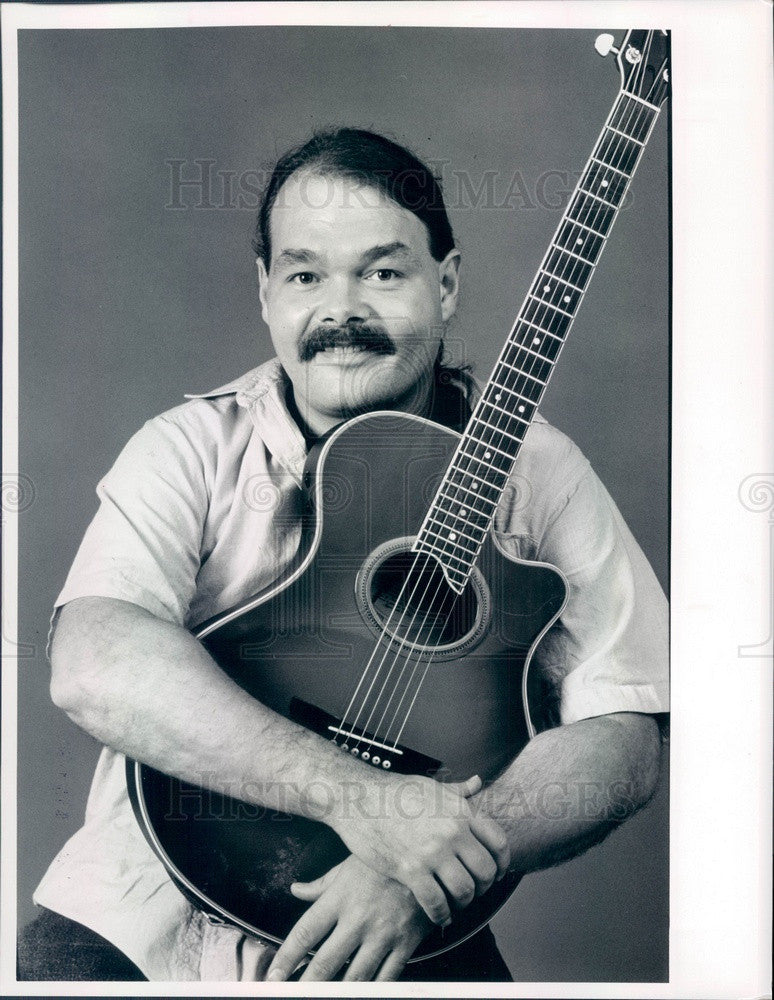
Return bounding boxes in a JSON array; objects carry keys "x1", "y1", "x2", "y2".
[{"x1": 35, "y1": 358, "x2": 669, "y2": 980}]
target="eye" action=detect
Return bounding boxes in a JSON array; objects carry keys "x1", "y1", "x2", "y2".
[
  {"x1": 366, "y1": 268, "x2": 401, "y2": 283},
  {"x1": 289, "y1": 271, "x2": 318, "y2": 285}
]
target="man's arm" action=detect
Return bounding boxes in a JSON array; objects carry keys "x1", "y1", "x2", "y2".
[
  {"x1": 472, "y1": 711, "x2": 663, "y2": 872},
  {"x1": 50, "y1": 595, "x2": 509, "y2": 925},
  {"x1": 265, "y1": 710, "x2": 663, "y2": 982}
]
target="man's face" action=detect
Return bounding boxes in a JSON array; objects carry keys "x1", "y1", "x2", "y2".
[{"x1": 257, "y1": 171, "x2": 460, "y2": 436}]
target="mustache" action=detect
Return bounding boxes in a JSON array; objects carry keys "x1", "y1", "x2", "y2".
[{"x1": 298, "y1": 323, "x2": 396, "y2": 362}]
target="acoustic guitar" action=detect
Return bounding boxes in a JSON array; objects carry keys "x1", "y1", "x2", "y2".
[{"x1": 127, "y1": 30, "x2": 670, "y2": 963}]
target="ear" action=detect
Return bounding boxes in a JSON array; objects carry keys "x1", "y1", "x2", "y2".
[
  {"x1": 438, "y1": 249, "x2": 461, "y2": 323},
  {"x1": 255, "y1": 258, "x2": 270, "y2": 326}
]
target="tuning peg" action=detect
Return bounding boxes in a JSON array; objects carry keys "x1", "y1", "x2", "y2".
[{"x1": 594, "y1": 33, "x2": 620, "y2": 57}]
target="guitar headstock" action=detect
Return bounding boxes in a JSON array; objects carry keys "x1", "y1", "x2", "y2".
[{"x1": 595, "y1": 30, "x2": 670, "y2": 107}]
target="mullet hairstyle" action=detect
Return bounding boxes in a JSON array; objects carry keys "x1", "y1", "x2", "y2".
[{"x1": 251, "y1": 127, "x2": 455, "y2": 266}]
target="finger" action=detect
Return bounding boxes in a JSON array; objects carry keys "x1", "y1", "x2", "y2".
[
  {"x1": 290, "y1": 861, "x2": 345, "y2": 901},
  {"x1": 446, "y1": 774, "x2": 482, "y2": 798},
  {"x1": 469, "y1": 814, "x2": 511, "y2": 878},
  {"x1": 456, "y1": 841, "x2": 498, "y2": 895},
  {"x1": 342, "y1": 942, "x2": 391, "y2": 982},
  {"x1": 406, "y1": 874, "x2": 451, "y2": 927},
  {"x1": 435, "y1": 858, "x2": 476, "y2": 909},
  {"x1": 375, "y1": 948, "x2": 415, "y2": 982},
  {"x1": 266, "y1": 907, "x2": 336, "y2": 982},
  {"x1": 299, "y1": 928, "x2": 359, "y2": 982}
]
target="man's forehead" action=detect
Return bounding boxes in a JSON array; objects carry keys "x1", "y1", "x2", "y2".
[{"x1": 268, "y1": 171, "x2": 432, "y2": 259}]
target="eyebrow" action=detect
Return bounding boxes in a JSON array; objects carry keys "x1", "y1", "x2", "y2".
[{"x1": 273, "y1": 241, "x2": 418, "y2": 270}]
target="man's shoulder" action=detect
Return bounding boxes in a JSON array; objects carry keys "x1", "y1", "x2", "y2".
[
  {"x1": 145, "y1": 358, "x2": 286, "y2": 438},
  {"x1": 503, "y1": 413, "x2": 592, "y2": 512}
]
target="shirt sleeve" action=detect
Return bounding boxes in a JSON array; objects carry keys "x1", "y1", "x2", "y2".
[
  {"x1": 54, "y1": 415, "x2": 210, "y2": 627},
  {"x1": 533, "y1": 464, "x2": 669, "y2": 725},
  {"x1": 495, "y1": 425, "x2": 669, "y2": 726}
]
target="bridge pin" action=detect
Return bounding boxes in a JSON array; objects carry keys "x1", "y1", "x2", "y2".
[
  {"x1": 372, "y1": 755, "x2": 381, "y2": 765},
  {"x1": 361, "y1": 752, "x2": 370, "y2": 761}
]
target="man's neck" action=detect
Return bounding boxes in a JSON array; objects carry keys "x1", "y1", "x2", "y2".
[{"x1": 288, "y1": 375, "x2": 437, "y2": 443}]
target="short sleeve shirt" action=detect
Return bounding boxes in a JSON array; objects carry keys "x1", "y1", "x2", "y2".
[{"x1": 35, "y1": 358, "x2": 669, "y2": 980}]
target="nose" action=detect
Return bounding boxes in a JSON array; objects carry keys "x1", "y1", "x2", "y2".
[{"x1": 317, "y1": 275, "x2": 368, "y2": 327}]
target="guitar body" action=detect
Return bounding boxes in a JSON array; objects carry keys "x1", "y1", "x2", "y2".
[{"x1": 127, "y1": 411, "x2": 567, "y2": 960}]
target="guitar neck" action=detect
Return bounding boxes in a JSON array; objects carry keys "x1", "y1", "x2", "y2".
[{"x1": 414, "y1": 82, "x2": 667, "y2": 593}]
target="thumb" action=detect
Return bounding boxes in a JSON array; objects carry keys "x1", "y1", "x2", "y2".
[
  {"x1": 290, "y1": 861, "x2": 345, "y2": 901},
  {"x1": 446, "y1": 774, "x2": 482, "y2": 798}
]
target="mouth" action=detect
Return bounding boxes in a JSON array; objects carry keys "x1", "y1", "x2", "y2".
[{"x1": 312, "y1": 344, "x2": 379, "y2": 365}]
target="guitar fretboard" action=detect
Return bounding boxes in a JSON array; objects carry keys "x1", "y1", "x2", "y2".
[{"x1": 414, "y1": 88, "x2": 665, "y2": 592}]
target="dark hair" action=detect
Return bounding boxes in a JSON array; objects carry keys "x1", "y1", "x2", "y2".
[{"x1": 252, "y1": 128, "x2": 455, "y2": 266}]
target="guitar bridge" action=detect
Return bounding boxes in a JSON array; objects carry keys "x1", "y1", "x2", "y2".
[{"x1": 289, "y1": 698, "x2": 442, "y2": 777}]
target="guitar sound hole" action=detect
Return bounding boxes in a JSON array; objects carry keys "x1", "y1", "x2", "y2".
[{"x1": 359, "y1": 542, "x2": 489, "y2": 656}]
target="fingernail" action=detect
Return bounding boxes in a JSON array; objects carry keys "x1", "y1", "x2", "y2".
[{"x1": 267, "y1": 968, "x2": 285, "y2": 981}]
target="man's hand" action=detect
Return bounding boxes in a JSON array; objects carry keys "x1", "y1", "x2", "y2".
[
  {"x1": 265, "y1": 856, "x2": 431, "y2": 982},
  {"x1": 328, "y1": 773, "x2": 510, "y2": 927}
]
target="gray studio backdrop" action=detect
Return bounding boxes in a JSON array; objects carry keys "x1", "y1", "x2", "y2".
[{"x1": 16, "y1": 26, "x2": 669, "y2": 981}]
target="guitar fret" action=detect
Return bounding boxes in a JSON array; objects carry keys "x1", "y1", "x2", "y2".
[
  {"x1": 577, "y1": 187, "x2": 617, "y2": 210},
  {"x1": 479, "y1": 398, "x2": 530, "y2": 428},
  {"x1": 590, "y1": 155, "x2": 630, "y2": 179},
  {"x1": 489, "y1": 383, "x2": 537, "y2": 409},
  {"x1": 415, "y1": 538, "x2": 470, "y2": 570},
  {"x1": 426, "y1": 517, "x2": 483, "y2": 547},
  {"x1": 512, "y1": 341, "x2": 556, "y2": 364},
  {"x1": 520, "y1": 313, "x2": 569, "y2": 339},
  {"x1": 463, "y1": 434, "x2": 515, "y2": 462},
  {"x1": 605, "y1": 124, "x2": 644, "y2": 146},
  {"x1": 539, "y1": 268, "x2": 584, "y2": 294},
  {"x1": 440, "y1": 482, "x2": 498, "y2": 508},
  {"x1": 424, "y1": 524, "x2": 479, "y2": 553},
  {"x1": 457, "y1": 451, "x2": 511, "y2": 477},
  {"x1": 448, "y1": 464, "x2": 503, "y2": 491},
  {"x1": 621, "y1": 90, "x2": 659, "y2": 112},
  {"x1": 498, "y1": 360, "x2": 547, "y2": 386},
  {"x1": 515, "y1": 317, "x2": 559, "y2": 341},
  {"x1": 565, "y1": 217, "x2": 607, "y2": 239},
  {"x1": 528, "y1": 293, "x2": 573, "y2": 319},
  {"x1": 430, "y1": 506, "x2": 488, "y2": 538},
  {"x1": 551, "y1": 242, "x2": 595, "y2": 266}
]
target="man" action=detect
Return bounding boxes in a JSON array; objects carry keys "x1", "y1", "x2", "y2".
[{"x1": 20, "y1": 129, "x2": 669, "y2": 982}]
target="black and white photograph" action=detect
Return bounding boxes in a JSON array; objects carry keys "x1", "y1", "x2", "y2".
[{"x1": 0, "y1": 2, "x2": 770, "y2": 995}]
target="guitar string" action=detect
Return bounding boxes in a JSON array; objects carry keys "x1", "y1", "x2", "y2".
[
  {"x1": 375, "y1": 75, "x2": 660, "y2": 749},
  {"x1": 335, "y1": 42, "x2": 662, "y2": 759},
  {"x1": 377, "y1": 82, "x2": 660, "y2": 751},
  {"x1": 341, "y1": 73, "x2": 657, "y2": 757},
  {"x1": 360, "y1": 69, "x2": 663, "y2": 757}
]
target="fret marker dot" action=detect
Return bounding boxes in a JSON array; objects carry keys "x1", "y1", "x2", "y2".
[
  {"x1": 576, "y1": 237, "x2": 583, "y2": 245},
  {"x1": 518, "y1": 405, "x2": 525, "y2": 413},
  {"x1": 471, "y1": 483, "x2": 478, "y2": 490},
  {"x1": 601, "y1": 179, "x2": 609, "y2": 187},
  {"x1": 459, "y1": 507, "x2": 467, "y2": 516},
  {"x1": 532, "y1": 336, "x2": 541, "y2": 345},
  {"x1": 484, "y1": 451, "x2": 492, "y2": 459},
  {"x1": 563, "y1": 295, "x2": 571, "y2": 303},
  {"x1": 449, "y1": 532, "x2": 457, "y2": 541},
  {"x1": 543, "y1": 283, "x2": 551, "y2": 293},
  {"x1": 494, "y1": 393, "x2": 501, "y2": 401}
]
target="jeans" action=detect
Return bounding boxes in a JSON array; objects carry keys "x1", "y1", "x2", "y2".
[{"x1": 18, "y1": 906, "x2": 513, "y2": 982}]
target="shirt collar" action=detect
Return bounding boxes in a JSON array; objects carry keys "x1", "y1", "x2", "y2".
[{"x1": 186, "y1": 358, "x2": 307, "y2": 478}]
